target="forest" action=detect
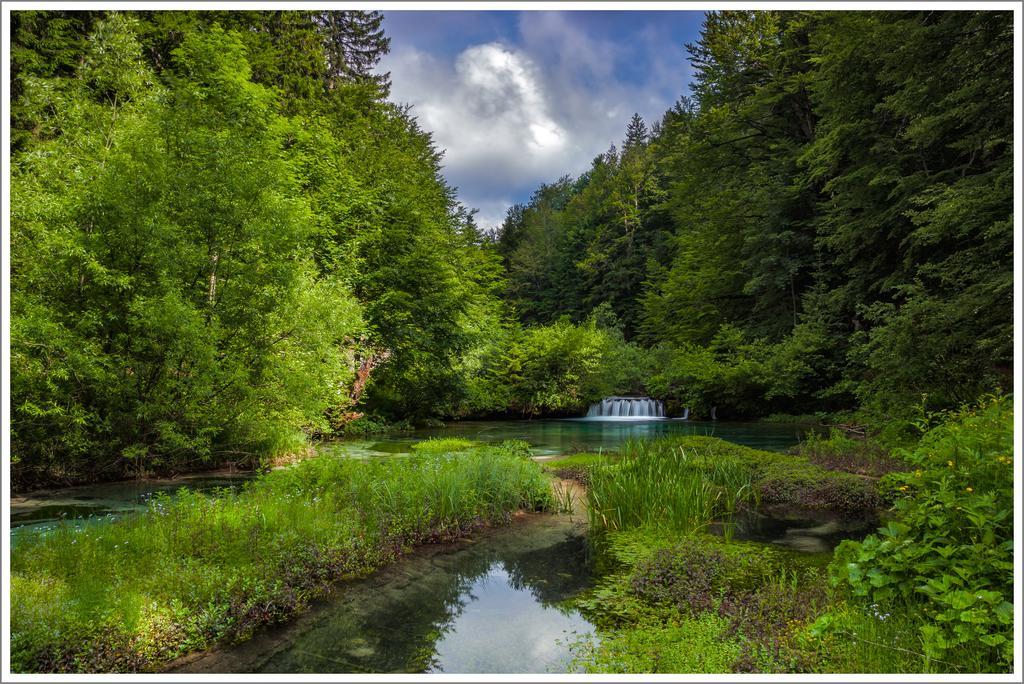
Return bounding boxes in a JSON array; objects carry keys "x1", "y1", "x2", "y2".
[
  {"x1": 9, "y1": 9, "x2": 1013, "y2": 486},
  {"x1": 6, "y1": 8, "x2": 1016, "y2": 676}
]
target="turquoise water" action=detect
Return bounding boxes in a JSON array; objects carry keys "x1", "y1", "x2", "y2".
[
  {"x1": 325, "y1": 418, "x2": 810, "y2": 459},
  {"x1": 9, "y1": 474, "x2": 251, "y2": 545}
]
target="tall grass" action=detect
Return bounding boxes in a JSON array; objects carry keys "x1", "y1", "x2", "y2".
[
  {"x1": 10, "y1": 442, "x2": 552, "y2": 673},
  {"x1": 586, "y1": 439, "x2": 756, "y2": 536}
]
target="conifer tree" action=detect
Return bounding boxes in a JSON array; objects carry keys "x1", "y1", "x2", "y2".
[{"x1": 315, "y1": 10, "x2": 391, "y2": 95}]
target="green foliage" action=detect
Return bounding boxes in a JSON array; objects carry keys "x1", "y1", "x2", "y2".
[
  {"x1": 10, "y1": 11, "x2": 508, "y2": 482},
  {"x1": 793, "y1": 429, "x2": 907, "y2": 478},
  {"x1": 571, "y1": 614, "x2": 743, "y2": 674},
  {"x1": 10, "y1": 442, "x2": 554, "y2": 672},
  {"x1": 829, "y1": 396, "x2": 1014, "y2": 670},
  {"x1": 800, "y1": 602, "x2": 943, "y2": 674},
  {"x1": 409, "y1": 437, "x2": 477, "y2": 454},
  {"x1": 587, "y1": 438, "x2": 759, "y2": 535},
  {"x1": 460, "y1": 316, "x2": 650, "y2": 417},
  {"x1": 573, "y1": 530, "x2": 828, "y2": 673},
  {"x1": 331, "y1": 415, "x2": 414, "y2": 437},
  {"x1": 503, "y1": 10, "x2": 1011, "y2": 420},
  {"x1": 585, "y1": 436, "x2": 883, "y2": 529},
  {"x1": 10, "y1": 20, "x2": 367, "y2": 484}
]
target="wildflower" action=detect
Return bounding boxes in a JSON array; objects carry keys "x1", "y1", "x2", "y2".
[
  {"x1": 898, "y1": 485, "x2": 909, "y2": 492},
  {"x1": 965, "y1": 487, "x2": 973, "y2": 493},
  {"x1": 914, "y1": 470, "x2": 922, "y2": 478},
  {"x1": 947, "y1": 460, "x2": 954, "y2": 467}
]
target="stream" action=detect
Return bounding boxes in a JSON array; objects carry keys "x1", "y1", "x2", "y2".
[
  {"x1": 171, "y1": 514, "x2": 596, "y2": 674},
  {"x1": 9, "y1": 418, "x2": 871, "y2": 674}
]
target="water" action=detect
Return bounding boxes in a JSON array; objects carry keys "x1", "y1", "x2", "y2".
[
  {"x1": 9, "y1": 473, "x2": 252, "y2": 545},
  {"x1": 171, "y1": 515, "x2": 596, "y2": 674},
  {"x1": 325, "y1": 417, "x2": 808, "y2": 460},
  {"x1": 586, "y1": 396, "x2": 665, "y2": 418},
  {"x1": 728, "y1": 509, "x2": 878, "y2": 554}
]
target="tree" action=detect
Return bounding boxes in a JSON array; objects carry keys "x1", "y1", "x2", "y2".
[{"x1": 315, "y1": 10, "x2": 391, "y2": 95}]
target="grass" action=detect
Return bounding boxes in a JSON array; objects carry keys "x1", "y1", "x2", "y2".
[
  {"x1": 551, "y1": 481, "x2": 578, "y2": 515},
  {"x1": 587, "y1": 439, "x2": 758, "y2": 536},
  {"x1": 572, "y1": 436, "x2": 885, "y2": 538},
  {"x1": 409, "y1": 437, "x2": 478, "y2": 453},
  {"x1": 9, "y1": 441, "x2": 552, "y2": 673},
  {"x1": 543, "y1": 451, "x2": 620, "y2": 484},
  {"x1": 569, "y1": 404, "x2": 1010, "y2": 675},
  {"x1": 572, "y1": 529, "x2": 827, "y2": 673}
]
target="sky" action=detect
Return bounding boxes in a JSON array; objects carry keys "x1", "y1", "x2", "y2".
[{"x1": 378, "y1": 10, "x2": 705, "y2": 231}]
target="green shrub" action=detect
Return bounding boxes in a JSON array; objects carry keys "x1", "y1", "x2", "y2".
[
  {"x1": 793, "y1": 429, "x2": 907, "y2": 478},
  {"x1": 829, "y1": 395, "x2": 1014, "y2": 671},
  {"x1": 334, "y1": 415, "x2": 414, "y2": 437}
]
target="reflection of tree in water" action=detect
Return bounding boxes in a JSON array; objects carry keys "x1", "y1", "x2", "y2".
[
  {"x1": 503, "y1": 534, "x2": 593, "y2": 606},
  {"x1": 259, "y1": 529, "x2": 593, "y2": 674}
]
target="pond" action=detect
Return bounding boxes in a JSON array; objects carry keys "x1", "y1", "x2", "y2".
[
  {"x1": 171, "y1": 514, "x2": 597, "y2": 674},
  {"x1": 326, "y1": 417, "x2": 810, "y2": 460}
]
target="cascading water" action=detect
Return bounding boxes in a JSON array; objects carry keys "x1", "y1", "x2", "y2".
[{"x1": 585, "y1": 396, "x2": 666, "y2": 420}]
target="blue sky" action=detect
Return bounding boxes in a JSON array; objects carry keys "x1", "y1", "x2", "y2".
[{"x1": 378, "y1": 10, "x2": 705, "y2": 230}]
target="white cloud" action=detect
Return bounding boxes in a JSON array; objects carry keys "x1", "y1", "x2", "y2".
[{"x1": 379, "y1": 12, "x2": 690, "y2": 232}]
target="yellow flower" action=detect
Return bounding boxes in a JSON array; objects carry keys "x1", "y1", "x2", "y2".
[
  {"x1": 898, "y1": 485, "x2": 909, "y2": 492},
  {"x1": 914, "y1": 470, "x2": 922, "y2": 477},
  {"x1": 966, "y1": 487, "x2": 974, "y2": 493},
  {"x1": 947, "y1": 460, "x2": 954, "y2": 467}
]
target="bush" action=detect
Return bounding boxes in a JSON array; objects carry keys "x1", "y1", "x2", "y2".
[{"x1": 829, "y1": 395, "x2": 1014, "y2": 671}]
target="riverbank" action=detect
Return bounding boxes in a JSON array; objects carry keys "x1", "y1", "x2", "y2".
[{"x1": 9, "y1": 440, "x2": 552, "y2": 673}]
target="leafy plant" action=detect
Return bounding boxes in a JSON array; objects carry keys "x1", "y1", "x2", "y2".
[{"x1": 829, "y1": 395, "x2": 1014, "y2": 670}]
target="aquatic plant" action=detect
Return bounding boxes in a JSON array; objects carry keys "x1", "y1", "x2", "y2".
[
  {"x1": 551, "y1": 482, "x2": 577, "y2": 515},
  {"x1": 573, "y1": 530, "x2": 830, "y2": 674},
  {"x1": 585, "y1": 439, "x2": 757, "y2": 535}
]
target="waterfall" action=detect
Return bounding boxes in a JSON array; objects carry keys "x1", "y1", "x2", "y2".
[{"x1": 583, "y1": 396, "x2": 666, "y2": 420}]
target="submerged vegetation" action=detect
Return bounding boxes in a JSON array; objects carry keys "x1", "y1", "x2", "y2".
[{"x1": 10, "y1": 441, "x2": 552, "y2": 672}]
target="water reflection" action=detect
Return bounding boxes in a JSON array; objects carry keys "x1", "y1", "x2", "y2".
[
  {"x1": 173, "y1": 517, "x2": 596, "y2": 674},
  {"x1": 728, "y1": 508, "x2": 878, "y2": 554}
]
